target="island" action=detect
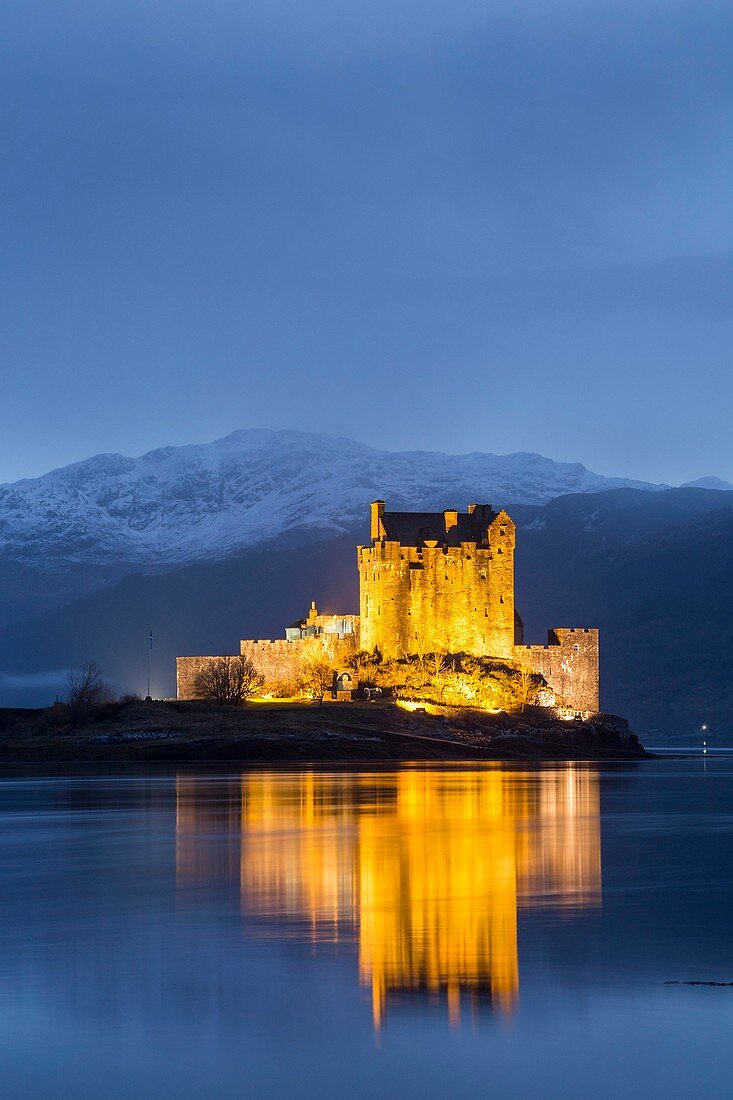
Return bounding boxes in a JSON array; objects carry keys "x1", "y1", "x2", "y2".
[
  {"x1": 0, "y1": 499, "x2": 649, "y2": 762},
  {"x1": 0, "y1": 697, "x2": 647, "y2": 762}
]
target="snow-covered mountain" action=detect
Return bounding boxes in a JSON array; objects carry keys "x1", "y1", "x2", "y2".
[
  {"x1": 681, "y1": 476, "x2": 733, "y2": 491},
  {"x1": 0, "y1": 429, "x2": 662, "y2": 568}
]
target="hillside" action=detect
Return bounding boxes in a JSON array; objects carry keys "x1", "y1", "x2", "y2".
[{"x1": 514, "y1": 489, "x2": 733, "y2": 738}]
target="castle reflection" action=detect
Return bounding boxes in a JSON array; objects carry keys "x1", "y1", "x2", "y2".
[{"x1": 176, "y1": 767, "x2": 601, "y2": 1028}]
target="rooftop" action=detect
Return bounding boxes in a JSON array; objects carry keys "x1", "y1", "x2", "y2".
[{"x1": 377, "y1": 503, "x2": 500, "y2": 547}]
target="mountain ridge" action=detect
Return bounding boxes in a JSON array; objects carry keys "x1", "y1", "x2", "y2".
[
  {"x1": 681, "y1": 475, "x2": 733, "y2": 491},
  {"x1": 0, "y1": 429, "x2": 662, "y2": 571}
]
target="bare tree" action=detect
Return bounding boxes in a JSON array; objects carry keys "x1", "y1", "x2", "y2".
[
  {"x1": 300, "y1": 657, "x2": 334, "y2": 705},
  {"x1": 516, "y1": 666, "x2": 537, "y2": 712},
  {"x1": 425, "y1": 652, "x2": 450, "y2": 700},
  {"x1": 67, "y1": 661, "x2": 115, "y2": 708},
  {"x1": 193, "y1": 656, "x2": 264, "y2": 705}
]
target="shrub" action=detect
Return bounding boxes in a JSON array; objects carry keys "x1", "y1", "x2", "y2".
[
  {"x1": 268, "y1": 679, "x2": 299, "y2": 699},
  {"x1": 366, "y1": 652, "x2": 545, "y2": 711}
]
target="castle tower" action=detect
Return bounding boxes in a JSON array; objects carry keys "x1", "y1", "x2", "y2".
[{"x1": 358, "y1": 501, "x2": 521, "y2": 660}]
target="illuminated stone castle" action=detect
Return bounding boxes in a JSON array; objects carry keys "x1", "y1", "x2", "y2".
[
  {"x1": 358, "y1": 500, "x2": 599, "y2": 713},
  {"x1": 177, "y1": 499, "x2": 600, "y2": 714}
]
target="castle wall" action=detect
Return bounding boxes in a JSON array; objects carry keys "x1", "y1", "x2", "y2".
[
  {"x1": 175, "y1": 634, "x2": 358, "y2": 699},
  {"x1": 359, "y1": 512, "x2": 517, "y2": 660},
  {"x1": 240, "y1": 634, "x2": 356, "y2": 689},
  {"x1": 240, "y1": 640, "x2": 305, "y2": 686},
  {"x1": 176, "y1": 656, "x2": 224, "y2": 700},
  {"x1": 514, "y1": 629, "x2": 600, "y2": 715}
]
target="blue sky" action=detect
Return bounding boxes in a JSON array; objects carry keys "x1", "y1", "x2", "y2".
[{"x1": 2, "y1": 0, "x2": 732, "y2": 484}]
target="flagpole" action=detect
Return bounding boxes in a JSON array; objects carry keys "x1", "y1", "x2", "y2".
[{"x1": 147, "y1": 629, "x2": 153, "y2": 700}]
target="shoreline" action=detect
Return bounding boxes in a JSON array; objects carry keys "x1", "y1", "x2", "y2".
[{"x1": 0, "y1": 698, "x2": 652, "y2": 763}]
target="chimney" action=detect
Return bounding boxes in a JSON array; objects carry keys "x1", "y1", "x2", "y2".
[
  {"x1": 443, "y1": 509, "x2": 458, "y2": 534},
  {"x1": 371, "y1": 500, "x2": 386, "y2": 541}
]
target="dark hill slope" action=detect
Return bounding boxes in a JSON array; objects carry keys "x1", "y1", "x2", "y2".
[
  {"x1": 0, "y1": 534, "x2": 363, "y2": 705},
  {"x1": 514, "y1": 490, "x2": 733, "y2": 737}
]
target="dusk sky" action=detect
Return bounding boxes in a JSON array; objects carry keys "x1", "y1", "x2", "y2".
[{"x1": 2, "y1": 0, "x2": 732, "y2": 485}]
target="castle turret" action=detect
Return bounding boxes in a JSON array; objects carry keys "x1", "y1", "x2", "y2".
[{"x1": 370, "y1": 500, "x2": 386, "y2": 541}]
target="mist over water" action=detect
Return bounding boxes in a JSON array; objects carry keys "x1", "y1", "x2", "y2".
[{"x1": 1, "y1": 760, "x2": 732, "y2": 1098}]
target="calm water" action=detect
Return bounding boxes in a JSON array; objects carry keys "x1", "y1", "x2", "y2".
[{"x1": 1, "y1": 759, "x2": 732, "y2": 1099}]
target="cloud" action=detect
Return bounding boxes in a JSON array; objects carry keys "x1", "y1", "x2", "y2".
[
  {"x1": 0, "y1": 670, "x2": 69, "y2": 707},
  {"x1": 1, "y1": 0, "x2": 732, "y2": 483}
]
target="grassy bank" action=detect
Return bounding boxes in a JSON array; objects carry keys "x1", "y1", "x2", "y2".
[{"x1": 0, "y1": 697, "x2": 650, "y2": 762}]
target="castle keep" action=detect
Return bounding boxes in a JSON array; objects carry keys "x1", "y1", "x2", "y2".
[
  {"x1": 358, "y1": 501, "x2": 598, "y2": 712},
  {"x1": 177, "y1": 499, "x2": 600, "y2": 714},
  {"x1": 359, "y1": 501, "x2": 521, "y2": 659}
]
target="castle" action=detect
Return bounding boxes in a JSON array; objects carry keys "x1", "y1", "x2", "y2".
[{"x1": 177, "y1": 500, "x2": 600, "y2": 714}]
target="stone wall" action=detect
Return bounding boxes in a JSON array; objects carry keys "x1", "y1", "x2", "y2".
[
  {"x1": 358, "y1": 511, "x2": 518, "y2": 660},
  {"x1": 239, "y1": 635, "x2": 351, "y2": 689},
  {"x1": 514, "y1": 629, "x2": 600, "y2": 715},
  {"x1": 176, "y1": 655, "x2": 228, "y2": 700},
  {"x1": 176, "y1": 634, "x2": 357, "y2": 699}
]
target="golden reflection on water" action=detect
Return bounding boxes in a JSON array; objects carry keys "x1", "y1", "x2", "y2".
[{"x1": 176, "y1": 767, "x2": 601, "y2": 1028}]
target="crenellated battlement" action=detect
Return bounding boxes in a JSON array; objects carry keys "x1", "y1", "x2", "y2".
[{"x1": 239, "y1": 633, "x2": 356, "y2": 688}]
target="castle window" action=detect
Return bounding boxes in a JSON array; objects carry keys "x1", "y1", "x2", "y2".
[
  {"x1": 500, "y1": 527, "x2": 506, "y2": 537},
  {"x1": 480, "y1": 570, "x2": 487, "y2": 580},
  {"x1": 500, "y1": 596, "x2": 504, "y2": 604},
  {"x1": 497, "y1": 548, "x2": 503, "y2": 555}
]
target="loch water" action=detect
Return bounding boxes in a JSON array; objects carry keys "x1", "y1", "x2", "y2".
[{"x1": 1, "y1": 759, "x2": 732, "y2": 1099}]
